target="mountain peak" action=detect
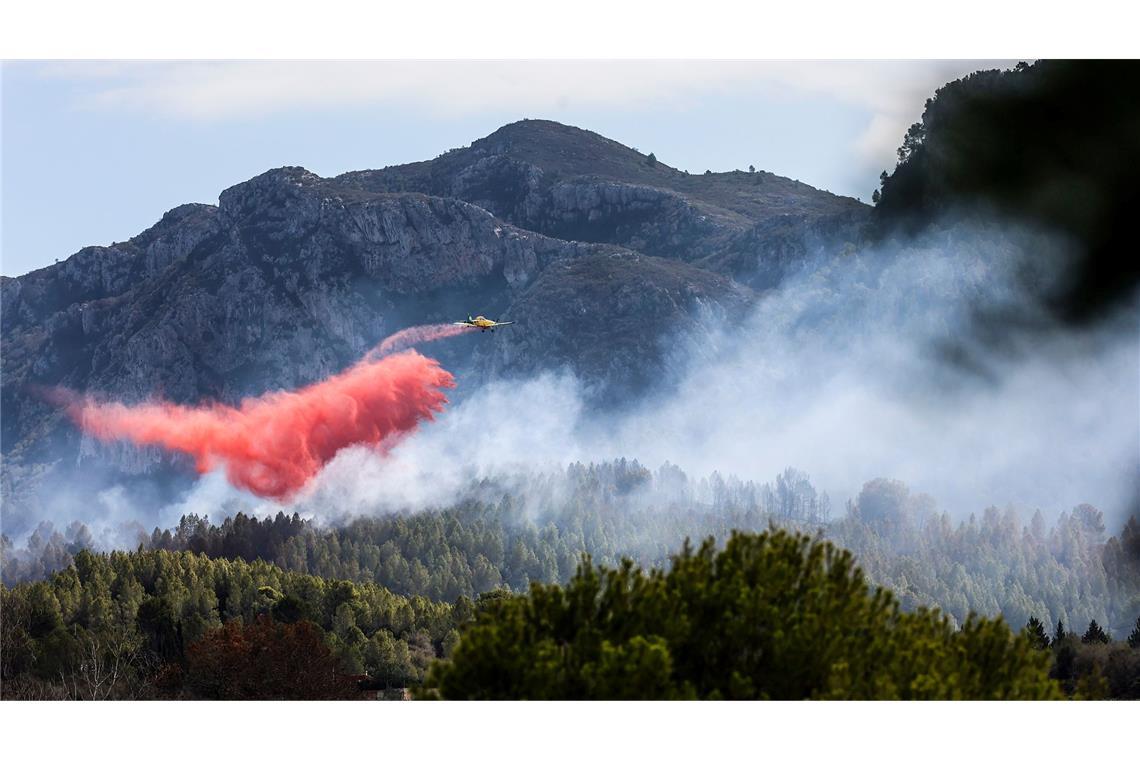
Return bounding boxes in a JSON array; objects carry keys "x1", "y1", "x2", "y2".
[
  {"x1": 479, "y1": 118, "x2": 636, "y2": 150},
  {"x1": 467, "y1": 119, "x2": 666, "y2": 177},
  {"x1": 1, "y1": 118, "x2": 869, "y2": 534}
]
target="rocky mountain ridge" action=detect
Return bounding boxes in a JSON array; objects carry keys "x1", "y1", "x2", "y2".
[{"x1": 1, "y1": 119, "x2": 867, "y2": 533}]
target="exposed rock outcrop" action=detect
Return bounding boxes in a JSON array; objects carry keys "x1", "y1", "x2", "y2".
[{"x1": 1, "y1": 119, "x2": 868, "y2": 533}]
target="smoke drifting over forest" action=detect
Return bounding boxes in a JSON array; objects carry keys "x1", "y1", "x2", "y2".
[
  {"x1": 17, "y1": 213, "x2": 1136, "y2": 550},
  {"x1": 8, "y1": 62, "x2": 1140, "y2": 709},
  {"x1": 289, "y1": 220, "x2": 1136, "y2": 526},
  {"x1": 47, "y1": 219, "x2": 1120, "y2": 543}
]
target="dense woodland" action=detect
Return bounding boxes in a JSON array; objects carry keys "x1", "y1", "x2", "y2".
[
  {"x1": 6, "y1": 461, "x2": 1136, "y2": 636},
  {"x1": 428, "y1": 530, "x2": 1061, "y2": 699},
  {"x1": 1, "y1": 547, "x2": 462, "y2": 698},
  {"x1": 3, "y1": 460, "x2": 1139, "y2": 699},
  {"x1": 4, "y1": 62, "x2": 1139, "y2": 700}
]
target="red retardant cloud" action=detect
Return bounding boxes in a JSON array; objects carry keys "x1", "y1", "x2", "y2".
[{"x1": 55, "y1": 351, "x2": 455, "y2": 500}]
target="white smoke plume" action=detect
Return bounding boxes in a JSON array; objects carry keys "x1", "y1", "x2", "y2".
[
  {"x1": 8, "y1": 218, "x2": 1137, "y2": 544},
  {"x1": 290, "y1": 220, "x2": 1139, "y2": 528}
]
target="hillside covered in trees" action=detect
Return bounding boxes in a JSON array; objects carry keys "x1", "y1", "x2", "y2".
[
  {"x1": 1, "y1": 547, "x2": 461, "y2": 699},
  {"x1": 4, "y1": 519, "x2": 1138, "y2": 700},
  {"x1": 427, "y1": 530, "x2": 1063, "y2": 699},
  {"x1": 3, "y1": 61, "x2": 1137, "y2": 701},
  {"x1": 4, "y1": 459, "x2": 1140, "y2": 699},
  {"x1": 6, "y1": 461, "x2": 1139, "y2": 641},
  {"x1": 7, "y1": 462, "x2": 1138, "y2": 637}
]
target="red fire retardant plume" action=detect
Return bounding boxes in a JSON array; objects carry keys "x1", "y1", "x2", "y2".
[{"x1": 56, "y1": 350, "x2": 455, "y2": 500}]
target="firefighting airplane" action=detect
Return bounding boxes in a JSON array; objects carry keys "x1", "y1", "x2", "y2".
[{"x1": 453, "y1": 315, "x2": 515, "y2": 332}]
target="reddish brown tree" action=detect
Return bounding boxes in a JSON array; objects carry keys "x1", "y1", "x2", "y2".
[{"x1": 168, "y1": 616, "x2": 360, "y2": 699}]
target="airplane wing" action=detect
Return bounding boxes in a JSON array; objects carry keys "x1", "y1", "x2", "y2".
[{"x1": 493, "y1": 321, "x2": 515, "y2": 326}]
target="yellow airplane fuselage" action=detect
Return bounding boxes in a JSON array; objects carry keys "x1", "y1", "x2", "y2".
[{"x1": 454, "y1": 314, "x2": 514, "y2": 331}]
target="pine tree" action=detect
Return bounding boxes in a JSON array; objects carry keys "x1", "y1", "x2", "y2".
[
  {"x1": 1024, "y1": 616, "x2": 1049, "y2": 650},
  {"x1": 1127, "y1": 617, "x2": 1140, "y2": 649},
  {"x1": 1053, "y1": 619, "x2": 1066, "y2": 648},
  {"x1": 1081, "y1": 619, "x2": 1110, "y2": 645},
  {"x1": 424, "y1": 529, "x2": 1060, "y2": 699}
]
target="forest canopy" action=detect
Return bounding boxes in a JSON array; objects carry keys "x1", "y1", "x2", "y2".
[
  {"x1": 425, "y1": 530, "x2": 1061, "y2": 699},
  {"x1": 6, "y1": 463, "x2": 1136, "y2": 641},
  {"x1": 2, "y1": 463, "x2": 1138, "y2": 699}
]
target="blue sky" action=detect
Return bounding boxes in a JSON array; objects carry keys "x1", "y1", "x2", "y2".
[{"x1": 1, "y1": 61, "x2": 1013, "y2": 276}]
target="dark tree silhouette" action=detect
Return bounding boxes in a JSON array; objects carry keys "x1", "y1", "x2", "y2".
[
  {"x1": 1082, "y1": 619, "x2": 1111, "y2": 645},
  {"x1": 1024, "y1": 617, "x2": 1050, "y2": 650},
  {"x1": 874, "y1": 60, "x2": 1140, "y2": 323}
]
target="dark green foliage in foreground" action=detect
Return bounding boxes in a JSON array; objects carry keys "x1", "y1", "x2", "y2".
[
  {"x1": 425, "y1": 530, "x2": 1060, "y2": 699},
  {"x1": 1029, "y1": 612, "x2": 1140, "y2": 699},
  {"x1": 2, "y1": 523, "x2": 1134, "y2": 699},
  {"x1": 1025, "y1": 617, "x2": 1050, "y2": 650},
  {"x1": 1044, "y1": 629, "x2": 1140, "y2": 700},
  {"x1": 0, "y1": 549, "x2": 456, "y2": 699}
]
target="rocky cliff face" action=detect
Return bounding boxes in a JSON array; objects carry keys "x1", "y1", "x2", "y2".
[
  {"x1": 336, "y1": 120, "x2": 866, "y2": 273},
  {"x1": 485, "y1": 250, "x2": 754, "y2": 397},
  {"x1": 1, "y1": 119, "x2": 867, "y2": 533}
]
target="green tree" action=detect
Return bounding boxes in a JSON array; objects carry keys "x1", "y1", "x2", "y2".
[
  {"x1": 365, "y1": 629, "x2": 416, "y2": 688},
  {"x1": 1082, "y1": 619, "x2": 1110, "y2": 645},
  {"x1": 896, "y1": 122, "x2": 925, "y2": 163},
  {"x1": 426, "y1": 530, "x2": 1058, "y2": 699},
  {"x1": 1129, "y1": 618, "x2": 1140, "y2": 649},
  {"x1": 0, "y1": 588, "x2": 37, "y2": 686},
  {"x1": 1053, "y1": 620, "x2": 1067, "y2": 648},
  {"x1": 272, "y1": 594, "x2": 315, "y2": 624},
  {"x1": 1074, "y1": 664, "x2": 1111, "y2": 699},
  {"x1": 1024, "y1": 616, "x2": 1050, "y2": 650}
]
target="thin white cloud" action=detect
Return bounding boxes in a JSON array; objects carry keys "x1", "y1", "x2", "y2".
[
  {"x1": 39, "y1": 61, "x2": 1017, "y2": 169},
  {"x1": 47, "y1": 61, "x2": 751, "y2": 118},
  {"x1": 24, "y1": 59, "x2": 1023, "y2": 203}
]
